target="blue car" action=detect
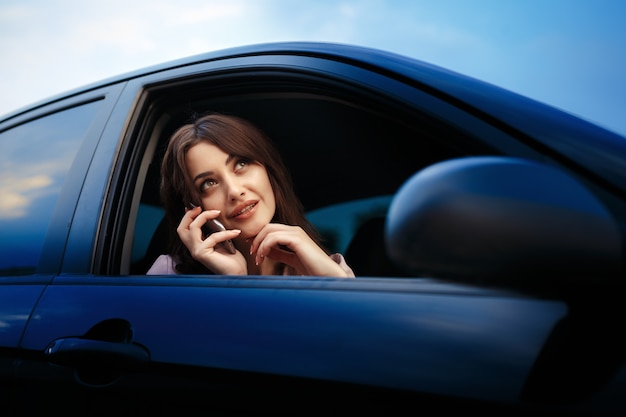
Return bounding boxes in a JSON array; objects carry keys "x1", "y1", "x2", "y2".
[{"x1": 1, "y1": 42, "x2": 625, "y2": 415}]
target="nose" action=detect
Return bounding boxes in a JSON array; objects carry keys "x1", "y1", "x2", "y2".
[{"x1": 224, "y1": 176, "x2": 246, "y2": 201}]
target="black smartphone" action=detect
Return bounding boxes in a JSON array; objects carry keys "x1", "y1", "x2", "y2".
[{"x1": 188, "y1": 203, "x2": 236, "y2": 254}]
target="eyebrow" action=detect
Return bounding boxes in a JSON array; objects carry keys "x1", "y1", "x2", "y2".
[
  {"x1": 193, "y1": 171, "x2": 212, "y2": 183},
  {"x1": 192, "y1": 153, "x2": 235, "y2": 183}
]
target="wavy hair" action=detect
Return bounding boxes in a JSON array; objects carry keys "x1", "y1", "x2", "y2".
[{"x1": 159, "y1": 113, "x2": 324, "y2": 273}]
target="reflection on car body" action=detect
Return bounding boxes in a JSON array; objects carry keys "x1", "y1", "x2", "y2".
[{"x1": 1, "y1": 42, "x2": 625, "y2": 415}]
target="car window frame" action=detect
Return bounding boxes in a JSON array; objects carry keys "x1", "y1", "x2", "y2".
[{"x1": 87, "y1": 54, "x2": 543, "y2": 277}]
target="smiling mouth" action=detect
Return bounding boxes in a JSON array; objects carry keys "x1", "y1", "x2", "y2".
[{"x1": 232, "y1": 202, "x2": 257, "y2": 218}]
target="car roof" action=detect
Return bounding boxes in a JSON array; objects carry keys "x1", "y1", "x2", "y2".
[
  {"x1": 1, "y1": 41, "x2": 620, "y2": 140},
  {"x1": 4, "y1": 41, "x2": 626, "y2": 195},
  {"x1": 0, "y1": 41, "x2": 566, "y2": 123}
]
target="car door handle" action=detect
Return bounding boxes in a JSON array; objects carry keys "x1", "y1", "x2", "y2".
[{"x1": 45, "y1": 337, "x2": 150, "y2": 369}]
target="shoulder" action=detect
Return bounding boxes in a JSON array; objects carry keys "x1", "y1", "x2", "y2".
[{"x1": 146, "y1": 254, "x2": 179, "y2": 275}]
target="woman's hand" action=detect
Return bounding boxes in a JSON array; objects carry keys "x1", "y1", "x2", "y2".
[
  {"x1": 177, "y1": 206, "x2": 246, "y2": 274},
  {"x1": 249, "y1": 223, "x2": 350, "y2": 277}
]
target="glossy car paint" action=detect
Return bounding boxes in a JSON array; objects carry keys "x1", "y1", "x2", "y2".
[{"x1": 2, "y1": 42, "x2": 626, "y2": 415}]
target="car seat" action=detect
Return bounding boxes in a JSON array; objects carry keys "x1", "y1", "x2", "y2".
[{"x1": 344, "y1": 217, "x2": 411, "y2": 277}]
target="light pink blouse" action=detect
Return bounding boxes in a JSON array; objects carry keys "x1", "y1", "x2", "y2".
[{"x1": 146, "y1": 253, "x2": 355, "y2": 277}]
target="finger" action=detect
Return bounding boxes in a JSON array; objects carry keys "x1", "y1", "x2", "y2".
[
  {"x1": 209, "y1": 230, "x2": 241, "y2": 252},
  {"x1": 178, "y1": 205, "x2": 201, "y2": 231},
  {"x1": 249, "y1": 223, "x2": 291, "y2": 254},
  {"x1": 254, "y1": 233, "x2": 298, "y2": 266},
  {"x1": 191, "y1": 210, "x2": 222, "y2": 233}
]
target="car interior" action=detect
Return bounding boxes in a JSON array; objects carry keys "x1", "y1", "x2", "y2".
[{"x1": 119, "y1": 71, "x2": 500, "y2": 277}]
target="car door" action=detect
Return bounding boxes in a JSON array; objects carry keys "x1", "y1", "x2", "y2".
[
  {"x1": 9, "y1": 45, "x2": 626, "y2": 415},
  {"x1": 0, "y1": 84, "x2": 125, "y2": 412}
]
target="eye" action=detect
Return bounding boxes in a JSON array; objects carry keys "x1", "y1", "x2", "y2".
[
  {"x1": 199, "y1": 178, "x2": 217, "y2": 192},
  {"x1": 234, "y1": 159, "x2": 249, "y2": 172}
]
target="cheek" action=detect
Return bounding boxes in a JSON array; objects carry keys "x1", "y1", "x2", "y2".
[
  {"x1": 201, "y1": 194, "x2": 226, "y2": 211},
  {"x1": 266, "y1": 187, "x2": 276, "y2": 215},
  {"x1": 261, "y1": 174, "x2": 276, "y2": 209}
]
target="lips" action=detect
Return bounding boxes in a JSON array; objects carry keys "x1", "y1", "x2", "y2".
[{"x1": 229, "y1": 200, "x2": 258, "y2": 219}]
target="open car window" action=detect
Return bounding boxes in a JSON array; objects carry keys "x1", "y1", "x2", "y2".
[{"x1": 113, "y1": 70, "x2": 518, "y2": 277}]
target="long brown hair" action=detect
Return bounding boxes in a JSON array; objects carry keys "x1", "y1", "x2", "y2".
[{"x1": 160, "y1": 113, "x2": 325, "y2": 273}]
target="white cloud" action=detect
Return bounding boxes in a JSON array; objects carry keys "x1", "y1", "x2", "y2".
[
  {"x1": 0, "y1": 174, "x2": 53, "y2": 219},
  {"x1": 174, "y1": 3, "x2": 245, "y2": 24}
]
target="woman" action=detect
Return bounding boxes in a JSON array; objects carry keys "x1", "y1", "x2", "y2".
[{"x1": 147, "y1": 113, "x2": 354, "y2": 277}]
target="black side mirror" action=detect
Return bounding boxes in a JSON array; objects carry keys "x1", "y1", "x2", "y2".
[{"x1": 385, "y1": 156, "x2": 623, "y2": 288}]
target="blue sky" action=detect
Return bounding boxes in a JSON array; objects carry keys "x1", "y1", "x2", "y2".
[{"x1": 1, "y1": 0, "x2": 625, "y2": 136}]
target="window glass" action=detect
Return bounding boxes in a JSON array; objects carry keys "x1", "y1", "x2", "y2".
[{"x1": 0, "y1": 101, "x2": 102, "y2": 275}]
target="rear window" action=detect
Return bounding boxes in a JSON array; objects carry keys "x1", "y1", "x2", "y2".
[{"x1": 0, "y1": 102, "x2": 101, "y2": 275}]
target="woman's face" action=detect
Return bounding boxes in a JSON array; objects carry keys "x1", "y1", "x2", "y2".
[{"x1": 185, "y1": 141, "x2": 276, "y2": 239}]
